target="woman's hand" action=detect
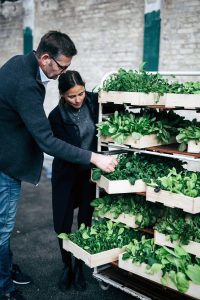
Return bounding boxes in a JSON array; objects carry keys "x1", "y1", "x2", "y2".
[{"x1": 90, "y1": 152, "x2": 118, "y2": 172}]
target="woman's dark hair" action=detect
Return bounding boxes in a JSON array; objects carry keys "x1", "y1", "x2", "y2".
[
  {"x1": 36, "y1": 31, "x2": 77, "y2": 58},
  {"x1": 58, "y1": 71, "x2": 85, "y2": 95}
]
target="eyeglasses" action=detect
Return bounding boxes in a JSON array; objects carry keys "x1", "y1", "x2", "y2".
[{"x1": 51, "y1": 56, "x2": 69, "y2": 72}]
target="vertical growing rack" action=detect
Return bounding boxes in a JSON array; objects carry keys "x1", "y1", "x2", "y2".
[{"x1": 92, "y1": 72, "x2": 200, "y2": 300}]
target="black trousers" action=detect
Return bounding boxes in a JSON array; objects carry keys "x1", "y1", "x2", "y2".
[{"x1": 51, "y1": 169, "x2": 96, "y2": 265}]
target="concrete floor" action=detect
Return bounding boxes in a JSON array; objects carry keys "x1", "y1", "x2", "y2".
[{"x1": 11, "y1": 171, "x2": 136, "y2": 300}]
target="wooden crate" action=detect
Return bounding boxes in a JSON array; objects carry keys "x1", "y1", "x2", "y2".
[
  {"x1": 62, "y1": 239, "x2": 125, "y2": 268},
  {"x1": 165, "y1": 93, "x2": 200, "y2": 109},
  {"x1": 146, "y1": 187, "x2": 200, "y2": 214},
  {"x1": 187, "y1": 140, "x2": 200, "y2": 153},
  {"x1": 92, "y1": 175, "x2": 146, "y2": 194},
  {"x1": 100, "y1": 134, "x2": 176, "y2": 149},
  {"x1": 99, "y1": 91, "x2": 166, "y2": 105},
  {"x1": 100, "y1": 212, "x2": 138, "y2": 228},
  {"x1": 118, "y1": 254, "x2": 200, "y2": 299},
  {"x1": 154, "y1": 231, "x2": 200, "y2": 258}
]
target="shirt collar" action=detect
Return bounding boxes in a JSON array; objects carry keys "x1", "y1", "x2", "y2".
[{"x1": 39, "y1": 67, "x2": 50, "y2": 86}]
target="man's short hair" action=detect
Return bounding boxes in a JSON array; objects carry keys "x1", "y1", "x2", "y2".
[{"x1": 36, "y1": 31, "x2": 77, "y2": 58}]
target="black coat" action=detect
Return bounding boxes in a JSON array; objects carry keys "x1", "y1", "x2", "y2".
[
  {"x1": 48, "y1": 92, "x2": 98, "y2": 234},
  {"x1": 48, "y1": 92, "x2": 99, "y2": 176},
  {"x1": 0, "y1": 52, "x2": 91, "y2": 184}
]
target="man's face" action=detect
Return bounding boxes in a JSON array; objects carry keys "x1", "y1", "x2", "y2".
[{"x1": 39, "y1": 53, "x2": 72, "y2": 79}]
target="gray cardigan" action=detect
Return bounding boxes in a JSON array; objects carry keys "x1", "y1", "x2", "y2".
[{"x1": 0, "y1": 51, "x2": 91, "y2": 184}]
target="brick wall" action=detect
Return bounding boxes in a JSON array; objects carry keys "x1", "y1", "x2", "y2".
[
  {"x1": 160, "y1": 0, "x2": 200, "y2": 78},
  {"x1": 34, "y1": 0, "x2": 144, "y2": 93},
  {"x1": 0, "y1": 0, "x2": 23, "y2": 66},
  {"x1": 0, "y1": 0, "x2": 200, "y2": 114},
  {"x1": 33, "y1": 0, "x2": 145, "y2": 114}
]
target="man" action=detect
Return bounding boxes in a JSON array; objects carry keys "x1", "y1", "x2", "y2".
[{"x1": 0, "y1": 31, "x2": 117, "y2": 300}]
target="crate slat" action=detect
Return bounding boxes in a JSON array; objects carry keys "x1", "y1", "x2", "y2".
[
  {"x1": 99, "y1": 91, "x2": 166, "y2": 105},
  {"x1": 187, "y1": 140, "x2": 200, "y2": 153},
  {"x1": 100, "y1": 212, "x2": 138, "y2": 228},
  {"x1": 146, "y1": 187, "x2": 200, "y2": 214},
  {"x1": 100, "y1": 134, "x2": 176, "y2": 149},
  {"x1": 63, "y1": 240, "x2": 125, "y2": 268},
  {"x1": 154, "y1": 231, "x2": 200, "y2": 258},
  {"x1": 165, "y1": 93, "x2": 200, "y2": 109},
  {"x1": 118, "y1": 254, "x2": 200, "y2": 299},
  {"x1": 92, "y1": 175, "x2": 146, "y2": 194}
]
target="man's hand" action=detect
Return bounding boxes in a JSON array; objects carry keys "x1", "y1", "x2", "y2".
[{"x1": 90, "y1": 153, "x2": 118, "y2": 173}]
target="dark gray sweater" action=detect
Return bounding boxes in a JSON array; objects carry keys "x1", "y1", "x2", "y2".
[{"x1": 0, "y1": 51, "x2": 91, "y2": 184}]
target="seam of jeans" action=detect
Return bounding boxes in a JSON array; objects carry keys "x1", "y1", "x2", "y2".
[{"x1": 0, "y1": 174, "x2": 20, "y2": 246}]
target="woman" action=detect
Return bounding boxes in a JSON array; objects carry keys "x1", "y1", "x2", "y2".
[{"x1": 48, "y1": 71, "x2": 98, "y2": 292}]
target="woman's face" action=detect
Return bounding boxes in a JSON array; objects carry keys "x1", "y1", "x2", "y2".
[{"x1": 63, "y1": 85, "x2": 85, "y2": 109}]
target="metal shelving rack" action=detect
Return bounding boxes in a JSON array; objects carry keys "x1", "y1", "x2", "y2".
[{"x1": 92, "y1": 72, "x2": 200, "y2": 299}]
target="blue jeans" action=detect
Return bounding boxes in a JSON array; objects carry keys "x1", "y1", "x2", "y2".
[{"x1": 0, "y1": 171, "x2": 21, "y2": 296}]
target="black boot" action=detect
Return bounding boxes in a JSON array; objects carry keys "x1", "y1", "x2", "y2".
[
  {"x1": 58, "y1": 249, "x2": 73, "y2": 291},
  {"x1": 58, "y1": 264, "x2": 73, "y2": 291},
  {"x1": 73, "y1": 258, "x2": 86, "y2": 291}
]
